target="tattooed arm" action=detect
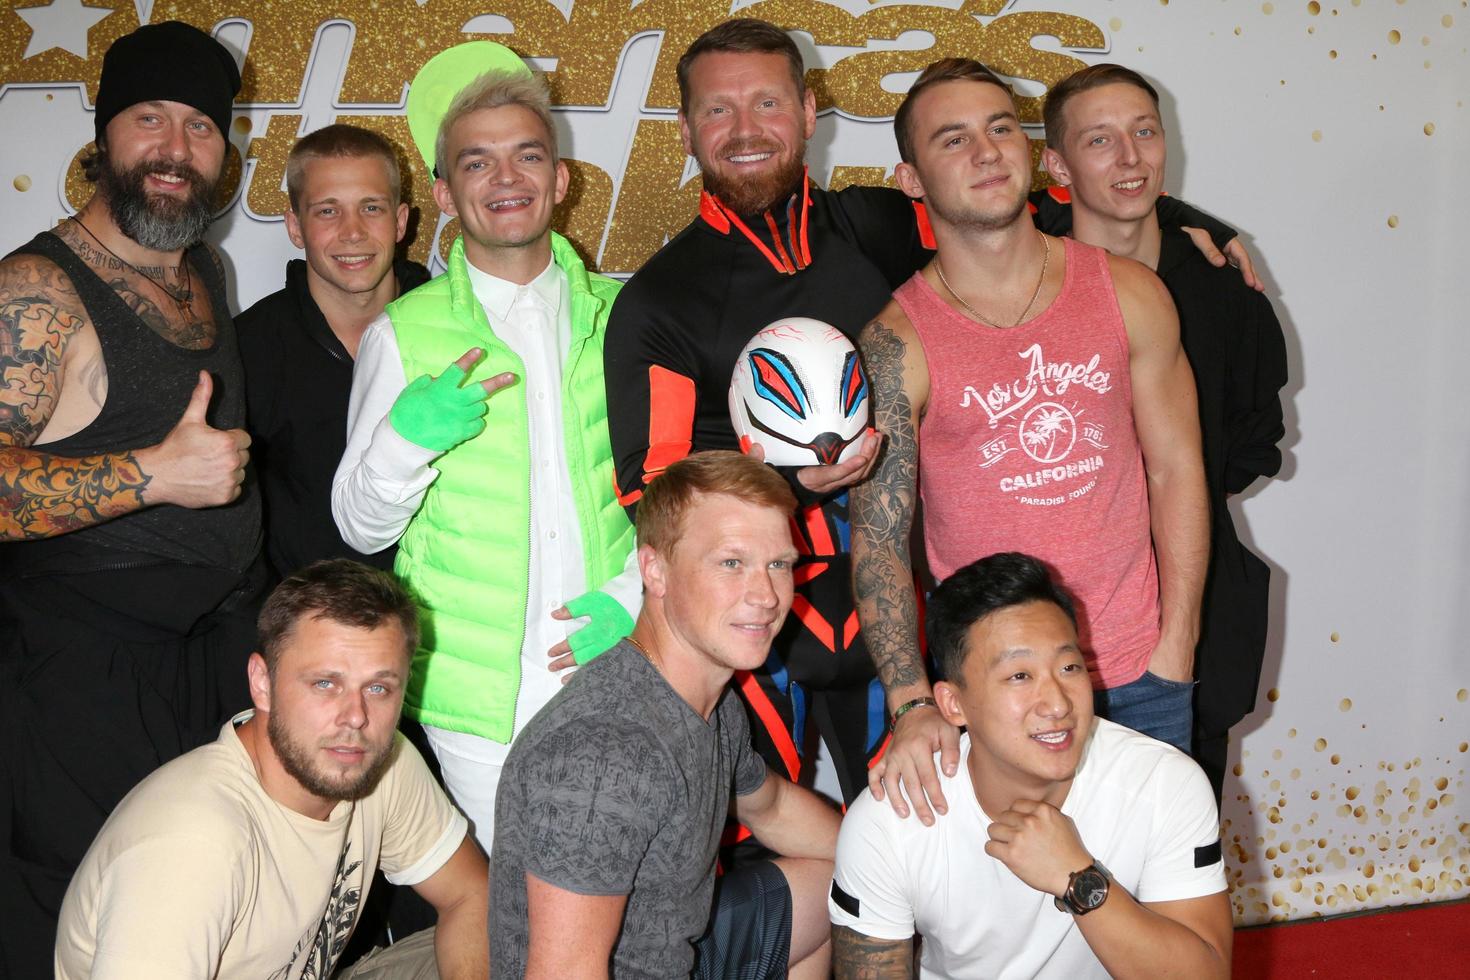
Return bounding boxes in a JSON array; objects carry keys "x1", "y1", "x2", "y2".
[
  {"x1": 0, "y1": 253, "x2": 150, "y2": 539},
  {"x1": 0, "y1": 254, "x2": 248, "y2": 541},
  {"x1": 849, "y1": 305, "x2": 959, "y2": 823},
  {"x1": 832, "y1": 926, "x2": 914, "y2": 980}
]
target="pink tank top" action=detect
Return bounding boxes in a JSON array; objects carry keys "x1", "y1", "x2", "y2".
[{"x1": 896, "y1": 238, "x2": 1159, "y2": 689}]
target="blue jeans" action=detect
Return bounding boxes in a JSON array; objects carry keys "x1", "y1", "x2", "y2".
[{"x1": 1094, "y1": 671, "x2": 1195, "y2": 753}]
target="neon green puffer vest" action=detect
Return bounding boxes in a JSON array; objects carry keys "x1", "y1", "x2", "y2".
[{"x1": 387, "y1": 233, "x2": 633, "y2": 742}]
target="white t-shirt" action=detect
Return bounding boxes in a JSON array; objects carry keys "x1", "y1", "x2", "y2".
[
  {"x1": 55, "y1": 712, "x2": 467, "y2": 980},
  {"x1": 829, "y1": 719, "x2": 1225, "y2": 979}
]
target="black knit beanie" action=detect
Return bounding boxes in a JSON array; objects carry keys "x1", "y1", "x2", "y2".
[{"x1": 94, "y1": 21, "x2": 241, "y2": 143}]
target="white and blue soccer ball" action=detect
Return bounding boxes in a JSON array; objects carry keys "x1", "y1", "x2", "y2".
[{"x1": 728, "y1": 317, "x2": 873, "y2": 468}]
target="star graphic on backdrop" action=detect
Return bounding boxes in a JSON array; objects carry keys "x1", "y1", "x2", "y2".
[{"x1": 15, "y1": 0, "x2": 115, "y2": 60}]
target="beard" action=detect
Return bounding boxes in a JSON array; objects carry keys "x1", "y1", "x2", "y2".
[
  {"x1": 96, "y1": 147, "x2": 218, "y2": 252},
  {"x1": 699, "y1": 138, "x2": 807, "y2": 217},
  {"x1": 267, "y1": 708, "x2": 396, "y2": 803},
  {"x1": 927, "y1": 180, "x2": 1031, "y2": 234}
]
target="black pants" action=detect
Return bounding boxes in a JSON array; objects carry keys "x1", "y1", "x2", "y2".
[{"x1": 0, "y1": 563, "x2": 262, "y2": 979}]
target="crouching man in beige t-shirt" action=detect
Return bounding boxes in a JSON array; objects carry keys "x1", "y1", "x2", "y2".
[{"x1": 55, "y1": 560, "x2": 489, "y2": 979}]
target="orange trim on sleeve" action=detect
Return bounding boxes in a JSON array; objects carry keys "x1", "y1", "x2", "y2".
[{"x1": 642, "y1": 365, "x2": 697, "y2": 481}]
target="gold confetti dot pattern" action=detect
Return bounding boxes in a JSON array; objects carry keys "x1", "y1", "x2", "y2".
[
  {"x1": 1229, "y1": 749, "x2": 1469, "y2": 921},
  {"x1": 13, "y1": 175, "x2": 31, "y2": 192},
  {"x1": 1388, "y1": 215, "x2": 1400, "y2": 227},
  {"x1": 1425, "y1": 122, "x2": 1436, "y2": 135}
]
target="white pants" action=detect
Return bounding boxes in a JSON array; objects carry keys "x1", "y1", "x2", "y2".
[{"x1": 422, "y1": 725, "x2": 514, "y2": 856}]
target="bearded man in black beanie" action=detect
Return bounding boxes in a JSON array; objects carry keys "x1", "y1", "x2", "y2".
[{"x1": 0, "y1": 21, "x2": 265, "y2": 975}]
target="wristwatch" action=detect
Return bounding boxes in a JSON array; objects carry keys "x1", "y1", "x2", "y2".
[{"x1": 1054, "y1": 861, "x2": 1112, "y2": 916}]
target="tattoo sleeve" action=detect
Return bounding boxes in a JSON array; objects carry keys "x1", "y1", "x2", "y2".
[
  {"x1": 0, "y1": 447, "x2": 151, "y2": 540},
  {"x1": 832, "y1": 925, "x2": 915, "y2": 980},
  {"x1": 0, "y1": 256, "x2": 151, "y2": 540},
  {"x1": 850, "y1": 319, "x2": 925, "y2": 698},
  {"x1": 1, "y1": 258, "x2": 84, "y2": 446}
]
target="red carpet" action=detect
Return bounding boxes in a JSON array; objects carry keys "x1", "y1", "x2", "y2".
[{"x1": 1232, "y1": 899, "x2": 1470, "y2": 978}]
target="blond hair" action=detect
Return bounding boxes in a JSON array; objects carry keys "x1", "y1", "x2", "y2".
[{"x1": 637, "y1": 451, "x2": 797, "y2": 555}]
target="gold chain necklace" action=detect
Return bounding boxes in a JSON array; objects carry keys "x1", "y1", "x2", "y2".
[
  {"x1": 68, "y1": 215, "x2": 194, "y2": 315},
  {"x1": 935, "y1": 230, "x2": 1051, "y2": 328}
]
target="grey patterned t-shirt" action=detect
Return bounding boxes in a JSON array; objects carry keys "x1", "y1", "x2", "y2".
[{"x1": 489, "y1": 641, "x2": 770, "y2": 978}]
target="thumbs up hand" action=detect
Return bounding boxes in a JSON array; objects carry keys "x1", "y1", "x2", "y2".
[
  {"x1": 388, "y1": 347, "x2": 518, "y2": 452},
  {"x1": 137, "y1": 371, "x2": 251, "y2": 508}
]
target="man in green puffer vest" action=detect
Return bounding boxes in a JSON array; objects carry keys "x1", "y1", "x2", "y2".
[{"x1": 332, "y1": 42, "x2": 638, "y2": 853}]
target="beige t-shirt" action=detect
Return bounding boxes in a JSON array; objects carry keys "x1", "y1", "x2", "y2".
[{"x1": 55, "y1": 711, "x2": 467, "y2": 980}]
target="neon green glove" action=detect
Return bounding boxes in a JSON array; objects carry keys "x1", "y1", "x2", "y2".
[
  {"x1": 564, "y1": 590, "x2": 636, "y2": 665},
  {"x1": 388, "y1": 362, "x2": 492, "y2": 452}
]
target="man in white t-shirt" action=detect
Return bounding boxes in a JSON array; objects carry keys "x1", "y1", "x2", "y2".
[
  {"x1": 55, "y1": 560, "x2": 489, "y2": 979},
  {"x1": 829, "y1": 552, "x2": 1230, "y2": 979}
]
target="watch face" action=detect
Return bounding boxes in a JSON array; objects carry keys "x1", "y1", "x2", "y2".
[{"x1": 1074, "y1": 869, "x2": 1109, "y2": 909}]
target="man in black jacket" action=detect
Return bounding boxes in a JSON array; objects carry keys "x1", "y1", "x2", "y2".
[
  {"x1": 235, "y1": 123, "x2": 440, "y2": 961},
  {"x1": 1042, "y1": 64, "x2": 1288, "y2": 801},
  {"x1": 605, "y1": 19, "x2": 1254, "y2": 813},
  {"x1": 237, "y1": 124, "x2": 429, "y2": 579}
]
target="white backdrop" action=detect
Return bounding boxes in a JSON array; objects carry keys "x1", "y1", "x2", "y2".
[{"x1": 3, "y1": 0, "x2": 1467, "y2": 926}]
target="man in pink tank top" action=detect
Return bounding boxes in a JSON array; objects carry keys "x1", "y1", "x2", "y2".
[{"x1": 849, "y1": 58, "x2": 1208, "y2": 826}]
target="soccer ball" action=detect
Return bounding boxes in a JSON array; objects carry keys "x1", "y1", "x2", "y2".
[{"x1": 728, "y1": 317, "x2": 873, "y2": 467}]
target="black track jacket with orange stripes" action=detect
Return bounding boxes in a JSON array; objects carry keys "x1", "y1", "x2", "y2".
[{"x1": 604, "y1": 179, "x2": 1230, "y2": 515}]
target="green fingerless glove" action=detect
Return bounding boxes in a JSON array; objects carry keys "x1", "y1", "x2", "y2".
[
  {"x1": 564, "y1": 589, "x2": 636, "y2": 665},
  {"x1": 388, "y1": 363, "x2": 491, "y2": 452}
]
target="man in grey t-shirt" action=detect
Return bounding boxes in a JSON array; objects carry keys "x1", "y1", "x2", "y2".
[{"x1": 491, "y1": 452, "x2": 840, "y2": 978}]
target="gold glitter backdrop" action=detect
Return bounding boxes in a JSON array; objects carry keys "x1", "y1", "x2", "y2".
[{"x1": 7, "y1": 0, "x2": 1094, "y2": 272}]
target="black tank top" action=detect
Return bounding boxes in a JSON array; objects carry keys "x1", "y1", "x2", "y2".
[{"x1": 5, "y1": 231, "x2": 261, "y2": 576}]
